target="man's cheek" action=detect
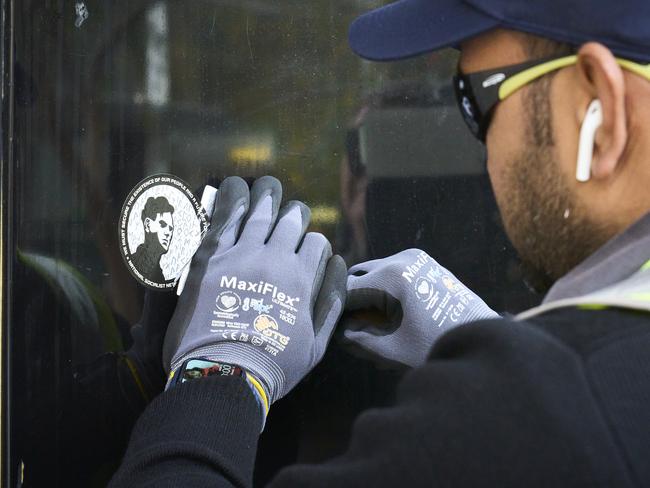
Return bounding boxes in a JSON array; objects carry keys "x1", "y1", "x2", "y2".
[
  {"x1": 486, "y1": 118, "x2": 524, "y2": 207},
  {"x1": 485, "y1": 145, "x2": 504, "y2": 196},
  {"x1": 485, "y1": 148, "x2": 517, "y2": 226},
  {"x1": 488, "y1": 94, "x2": 526, "y2": 157}
]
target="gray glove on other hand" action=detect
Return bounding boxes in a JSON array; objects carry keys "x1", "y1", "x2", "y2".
[
  {"x1": 344, "y1": 249, "x2": 498, "y2": 368},
  {"x1": 163, "y1": 176, "x2": 347, "y2": 409}
]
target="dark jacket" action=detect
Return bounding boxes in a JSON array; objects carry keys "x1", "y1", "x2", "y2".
[
  {"x1": 131, "y1": 242, "x2": 166, "y2": 284},
  {"x1": 110, "y1": 213, "x2": 650, "y2": 487},
  {"x1": 108, "y1": 306, "x2": 650, "y2": 487}
]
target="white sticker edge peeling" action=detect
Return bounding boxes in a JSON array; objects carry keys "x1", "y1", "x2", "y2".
[{"x1": 177, "y1": 185, "x2": 218, "y2": 296}]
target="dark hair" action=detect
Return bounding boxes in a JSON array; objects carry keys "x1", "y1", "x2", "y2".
[
  {"x1": 141, "y1": 196, "x2": 174, "y2": 223},
  {"x1": 523, "y1": 36, "x2": 574, "y2": 59}
]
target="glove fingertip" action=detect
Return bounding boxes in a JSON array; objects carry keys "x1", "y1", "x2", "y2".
[
  {"x1": 347, "y1": 262, "x2": 369, "y2": 276},
  {"x1": 238, "y1": 176, "x2": 283, "y2": 243},
  {"x1": 283, "y1": 200, "x2": 311, "y2": 226},
  {"x1": 329, "y1": 254, "x2": 348, "y2": 292},
  {"x1": 313, "y1": 294, "x2": 344, "y2": 360},
  {"x1": 341, "y1": 325, "x2": 367, "y2": 343},
  {"x1": 346, "y1": 271, "x2": 371, "y2": 291},
  {"x1": 313, "y1": 255, "x2": 347, "y2": 335},
  {"x1": 202, "y1": 178, "x2": 249, "y2": 252},
  {"x1": 249, "y1": 176, "x2": 283, "y2": 219},
  {"x1": 213, "y1": 177, "x2": 249, "y2": 223}
]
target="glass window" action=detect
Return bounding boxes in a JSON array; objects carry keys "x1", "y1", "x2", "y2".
[{"x1": 6, "y1": 1, "x2": 540, "y2": 486}]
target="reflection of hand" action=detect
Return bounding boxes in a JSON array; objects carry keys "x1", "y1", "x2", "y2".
[
  {"x1": 343, "y1": 249, "x2": 499, "y2": 368},
  {"x1": 163, "y1": 176, "x2": 346, "y2": 413},
  {"x1": 125, "y1": 289, "x2": 178, "y2": 399},
  {"x1": 339, "y1": 154, "x2": 368, "y2": 263}
]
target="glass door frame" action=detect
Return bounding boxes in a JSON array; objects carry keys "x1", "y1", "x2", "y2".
[{"x1": 2, "y1": 0, "x2": 14, "y2": 485}]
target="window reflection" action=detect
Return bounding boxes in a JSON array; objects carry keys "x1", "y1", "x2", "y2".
[
  {"x1": 145, "y1": 2, "x2": 170, "y2": 108},
  {"x1": 9, "y1": 1, "x2": 540, "y2": 486}
]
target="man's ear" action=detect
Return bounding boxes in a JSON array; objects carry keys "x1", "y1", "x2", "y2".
[
  {"x1": 575, "y1": 43, "x2": 628, "y2": 179},
  {"x1": 144, "y1": 217, "x2": 152, "y2": 233}
]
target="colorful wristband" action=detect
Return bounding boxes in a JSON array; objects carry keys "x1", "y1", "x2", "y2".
[{"x1": 167, "y1": 358, "x2": 269, "y2": 430}]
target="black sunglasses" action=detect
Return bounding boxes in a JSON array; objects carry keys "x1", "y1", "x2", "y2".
[{"x1": 452, "y1": 55, "x2": 580, "y2": 142}]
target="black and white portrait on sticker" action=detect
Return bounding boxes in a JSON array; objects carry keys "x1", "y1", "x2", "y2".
[{"x1": 119, "y1": 174, "x2": 209, "y2": 290}]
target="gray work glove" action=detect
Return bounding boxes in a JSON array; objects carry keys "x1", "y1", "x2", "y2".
[
  {"x1": 344, "y1": 249, "x2": 498, "y2": 368},
  {"x1": 163, "y1": 176, "x2": 347, "y2": 408}
]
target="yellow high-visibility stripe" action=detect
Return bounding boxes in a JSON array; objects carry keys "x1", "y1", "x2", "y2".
[{"x1": 640, "y1": 260, "x2": 650, "y2": 271}]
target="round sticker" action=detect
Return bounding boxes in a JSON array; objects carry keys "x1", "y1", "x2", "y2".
[{"x1": 118, "y1": 174, "x2": 209, "y2": 290}]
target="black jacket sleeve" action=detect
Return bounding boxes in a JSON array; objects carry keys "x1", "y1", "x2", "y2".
[
  {"x1": 108, "y1": 376, "x2": 263, "y2": 487},
  {"x1": 110, "y1": 314, "x2": 638, "y2": 487}
]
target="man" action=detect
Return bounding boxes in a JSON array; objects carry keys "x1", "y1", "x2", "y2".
[
  {"x1": 131, "y1": 196, "x2": 175, "y2": 284},
  {"x1": 110, "y1": 0, "x2": 650, "y2": 486}
]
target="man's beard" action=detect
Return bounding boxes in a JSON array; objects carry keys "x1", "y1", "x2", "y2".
[{"x1": 494, "y1": 82, "x2": 615, "y2": 293}]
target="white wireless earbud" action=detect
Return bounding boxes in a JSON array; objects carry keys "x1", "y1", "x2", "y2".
[{"x1": 576, "y1": 99, "x2": 603, "y2": 182}]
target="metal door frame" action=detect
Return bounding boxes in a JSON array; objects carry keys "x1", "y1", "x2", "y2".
[{"x1": 1, "y1": 0, "x2": 15, "y2": 484}]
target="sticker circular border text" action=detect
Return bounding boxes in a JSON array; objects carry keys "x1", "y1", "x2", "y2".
[{"x1": 118, "y1": 173, "x2": 209, "y2": 291}]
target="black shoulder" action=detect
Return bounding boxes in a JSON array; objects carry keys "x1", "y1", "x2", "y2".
[{"x1": 523, "y1": 307, "x2": 650, "y2": 358}]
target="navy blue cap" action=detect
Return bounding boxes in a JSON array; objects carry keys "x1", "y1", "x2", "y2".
[{"x1": 349, "y1": 0, "x2": 650, "y2": 63}]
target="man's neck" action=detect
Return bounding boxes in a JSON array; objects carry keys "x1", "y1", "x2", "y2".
[
  {"x1": 543, "y1": 212, "x2": 650, "y2": 303},
  {"x1": 144, "y1": 235, "x2": 165, "y2": 258}
]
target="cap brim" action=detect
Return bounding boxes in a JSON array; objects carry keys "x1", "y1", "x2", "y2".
[{"x1": 349, "y1": 0, "x2": 500, "y2": 61}]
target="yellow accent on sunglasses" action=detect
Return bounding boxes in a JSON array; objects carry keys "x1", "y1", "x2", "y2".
[{"x1": 498, "y1": 55, "x2": 650, "y2": 101}]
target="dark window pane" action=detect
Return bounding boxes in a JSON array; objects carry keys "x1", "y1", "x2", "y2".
[{"x1": 7, "y1": 2, "x2": 540, "y2": 486}]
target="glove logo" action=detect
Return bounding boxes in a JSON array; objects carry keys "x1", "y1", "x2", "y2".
[
  {"x1": 254, "y1": 314, "x2": 278, "y2": 333},
  {"x1": 216, "y1": 291, "x2": 241, "y2": 313},
  {"x1": 243, "y1": 297, "x2": 273, "y2": 314},
  {"x1": 442, "y1": 275, "x2": 462, "y2": 293},
  {"x1": 402, "y1": 251, "x2": 431, "y2": 284},
  {"x1": 254, "y1": 314, "x2": 290, "y2": 347},
  {"x1": 220, "y1": 275, "x2": 300, "y2": 309},
  {"x1": 415, "y1": 277, "x2": 434, "y2": 302}
]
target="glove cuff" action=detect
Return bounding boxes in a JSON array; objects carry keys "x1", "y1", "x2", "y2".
[
  {"x1": 465, "y1": 304, "x2": 500, "y2": 323},
  {"x1": 165, "y1": 354, "x2": 271, "y2": 431},
  {"x1": 244, "y1": 372, "x2": 270, "y2": 430},
  {"x1": 170, "y1": 342, "x2": 286, "y2": 404}
]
